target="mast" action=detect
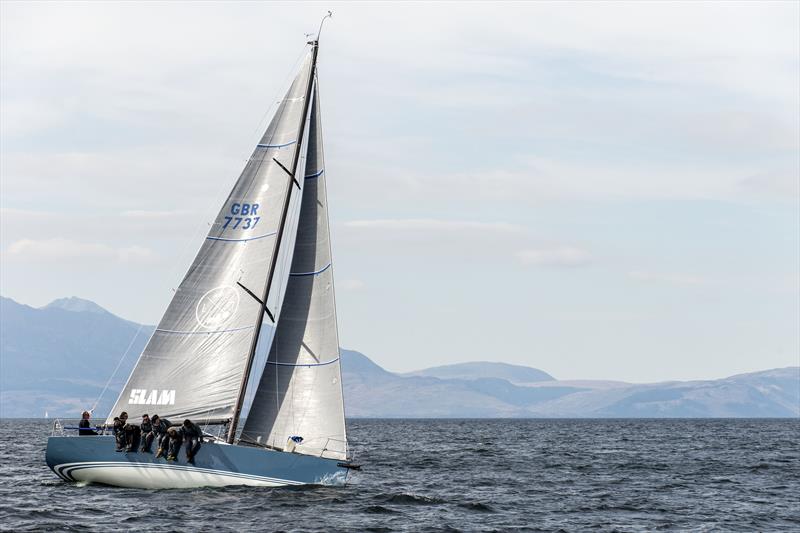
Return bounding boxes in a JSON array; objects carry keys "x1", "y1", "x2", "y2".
[{"x1": 227, "y1": 41, "x2": 320, "y2": 444}]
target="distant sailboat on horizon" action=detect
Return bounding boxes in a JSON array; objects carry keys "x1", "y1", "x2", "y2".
[{"x1": 46, "y1": 20, "x2": 357, "y2": 488}]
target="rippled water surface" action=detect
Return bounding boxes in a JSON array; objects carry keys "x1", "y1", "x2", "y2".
[{"x1": 1, "y1": 419, "x2": 798, "y2": 531}]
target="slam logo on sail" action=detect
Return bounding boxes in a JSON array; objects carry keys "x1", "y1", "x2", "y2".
[{"x1": 128, "y1": 389, "x2": 176, "y2": 405}]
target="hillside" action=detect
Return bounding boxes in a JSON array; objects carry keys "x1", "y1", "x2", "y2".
[
  {"x1": 1, "y1": 296, "x2": 797, "y2": 418},
  {"x1": 0, "y1": 296, "x2": 153, "y2": 416},
  {"x1": 404, "y1": 361, "x2": 554, "y2": 384}
]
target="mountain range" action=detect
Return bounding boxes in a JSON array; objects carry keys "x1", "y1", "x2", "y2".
[{"x1": 1, "y1": 296, "x2": 797, "y2": 418}]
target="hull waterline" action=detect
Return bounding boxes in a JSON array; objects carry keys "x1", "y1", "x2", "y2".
[{"x1": 46, "y1": 436, "x2": 348, "y2": 489}]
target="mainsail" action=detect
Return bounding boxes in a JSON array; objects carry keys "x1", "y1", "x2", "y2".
[
  {"x1": 240, "y1": 81, "x2": 348, "y2": 460},
  {"x1": 107, "y1": 51, "x2": 317, "y2": 425}
]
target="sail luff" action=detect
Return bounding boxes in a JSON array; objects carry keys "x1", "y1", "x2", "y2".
[{"x1": 227, "y1": 42, "x2": 320, "y2": 443}]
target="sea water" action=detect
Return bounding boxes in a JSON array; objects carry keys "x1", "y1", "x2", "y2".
[{"x1": 1, "y1": 418, "x2": 798, "y2": 531}]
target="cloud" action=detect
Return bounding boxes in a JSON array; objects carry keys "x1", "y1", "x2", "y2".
[
  {"x1": 739, "y1": 171, "x2": 800, "y2": 201},
  {"x1": 116, "y1": 245, "x2": 156, "y2": 263},
  {"x1": 515, "y1": 246, "x2": 592, "y2": 268},
  {"x1": 344, "y1": 219, "x2": 523, "y2": 233},
  {"x1": 6, "y1": 238, "x2": 155, "y2": 264},
  {"x1": 0, "y1": 149, "x2": 235, "y2": 212},
  {"x1": 121, "y1": 209, "x2": 195, "y2": 218},
  {"x1": 338, "y1": 279, "x2": 366, "y2": 291},
  {"x1": 628, "y1": 270, "x2": 706, "y2": 286}
]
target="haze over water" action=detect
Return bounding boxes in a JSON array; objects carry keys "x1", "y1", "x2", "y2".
[{"x1": 3, "y1": 418, "x2": 798, "y2": 531}]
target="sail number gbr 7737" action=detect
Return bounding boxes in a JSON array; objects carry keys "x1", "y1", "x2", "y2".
[{"x1": 223, "y1": 203, "x2": 260, "y2": 230}]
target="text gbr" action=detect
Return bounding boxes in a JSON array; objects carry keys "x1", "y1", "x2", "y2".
[{"x1": 223, "y1": 203, "x2": 260, "y2": 230}]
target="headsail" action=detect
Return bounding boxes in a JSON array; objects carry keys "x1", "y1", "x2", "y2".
[
  {"x1": 106, "y1": 51, "x2": 316, "y2": 425},
  {"x1": 240, "y1": 81, "x2": 348, "y2": 460}
]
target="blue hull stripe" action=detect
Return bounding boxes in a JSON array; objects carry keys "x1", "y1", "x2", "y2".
[
  {"x1": 266, "y1": 357, "x2": 340, "y2": 367},
  {"x1": 257, "y1": 140, "x2": 296, "y2": 149},
  {"x1": 156, "y1": 325, "x2": 255, "y2": 335},
  {"x1": 207, "y1": 231, "x2": 277, "y2": 243},
  {"x1": 290, "y1": 263, "x2": 332, "y2": 277},
  {"x1": 304, "y1": 169, "x2": 324, "y2": 179}
]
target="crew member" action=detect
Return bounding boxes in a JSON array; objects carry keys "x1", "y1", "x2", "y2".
[
  {"x1": 123, "y1": 415, "x2": 141, "y2": 453},
  {"x1": 139, "y1": 414, "x2": 153, "y2": 453},
  {"x1": 150, "y1": 415, "x2": 171, "y2": 458},
  {"x1": 113, "y1": 412, "x2": 128, "y2": 451},
  {"x1": 181, "y1": 419, "x2": 204, "y2": 465},
  {"x1": 165, "y1": 426, "x2": 183, "y2": 461},
  {"x1": 78, "y1": 411, "x2": 97, "y2": 436}
]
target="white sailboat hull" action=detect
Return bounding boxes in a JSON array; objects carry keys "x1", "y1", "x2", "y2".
[{"x1": 47, "y1": 436, "x2": 348, "y2": 489}]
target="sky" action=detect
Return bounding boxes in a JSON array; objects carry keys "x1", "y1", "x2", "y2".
[{"x1": 1, "y1": 1, "x2": 798, "y2": 382}]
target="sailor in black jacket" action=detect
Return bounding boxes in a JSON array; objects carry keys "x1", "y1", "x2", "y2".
[
  {"x1": 150, "y1": 415, "x2": 171, "y2": 458},
  {"x1": 78, "y1": 411, "x2": 97, "y2": 436},
  {"x1": 181, "y1": 419, "x2": 204, "y2": 465},
  {"x1": 139, "y1": 414, "x2": 153, "y2": 453},
  {"x1": 113, "y1": 412, "x2": 128, "y2": 451},
  {"x1": 165, "y1": 426, "x2": 183, "y2": 461}
]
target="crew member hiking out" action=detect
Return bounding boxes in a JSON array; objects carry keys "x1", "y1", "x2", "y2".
[
  {"x1": 151, "y1": 415, "x2": 171, "y2": 458},
  {"x1": 113, "y1": 413, "x2": 128, "y2": 451},
  {"x1": 139, "y1": 414, "x2": 153, "y2": 453},
  {"x1": 165, "y1": 427, "x2": 183, "y2": 462},
  {"x1": 182, "y1": 419, "x2": 204, "y2": 465},
  {"x1": 123, "y1": 416, "x2": 141, "y2": 453}
]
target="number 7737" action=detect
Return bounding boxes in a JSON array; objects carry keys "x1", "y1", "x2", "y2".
[{"x1": 223, "y1": 216, "x2": 260, "y2": 230}]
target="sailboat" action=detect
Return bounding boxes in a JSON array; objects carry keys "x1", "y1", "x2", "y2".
[{"x1": 46, "y1": 25, "x2": 356, "y2": 489}]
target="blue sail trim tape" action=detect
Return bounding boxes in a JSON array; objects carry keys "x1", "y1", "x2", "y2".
[
  {"x1": 266, "y1": 357, "x2": 340, "y2": 367},
  {"x1": 156, "y1": 325, "x2": 255, "y2": 335},
  {"x1": 257, "y1": 140, "x2": 297, "y2": 148},
  {"x1": 207, "y1": 231, "x2": 277, "y2": 242},
  {"x1": 289, "y1": 263, "x2": 332, "y2": 277},
  {"x1": 304, "y1": 169, "x2": 324, "y2": 179}
]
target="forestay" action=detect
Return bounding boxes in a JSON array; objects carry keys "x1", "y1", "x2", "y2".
[
  {"x1": 106, "y1": 53, "x2": 315, "y2": 425},
  {"x1": 240, "y1": 82, "x2": 348, "y2": 460}
]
